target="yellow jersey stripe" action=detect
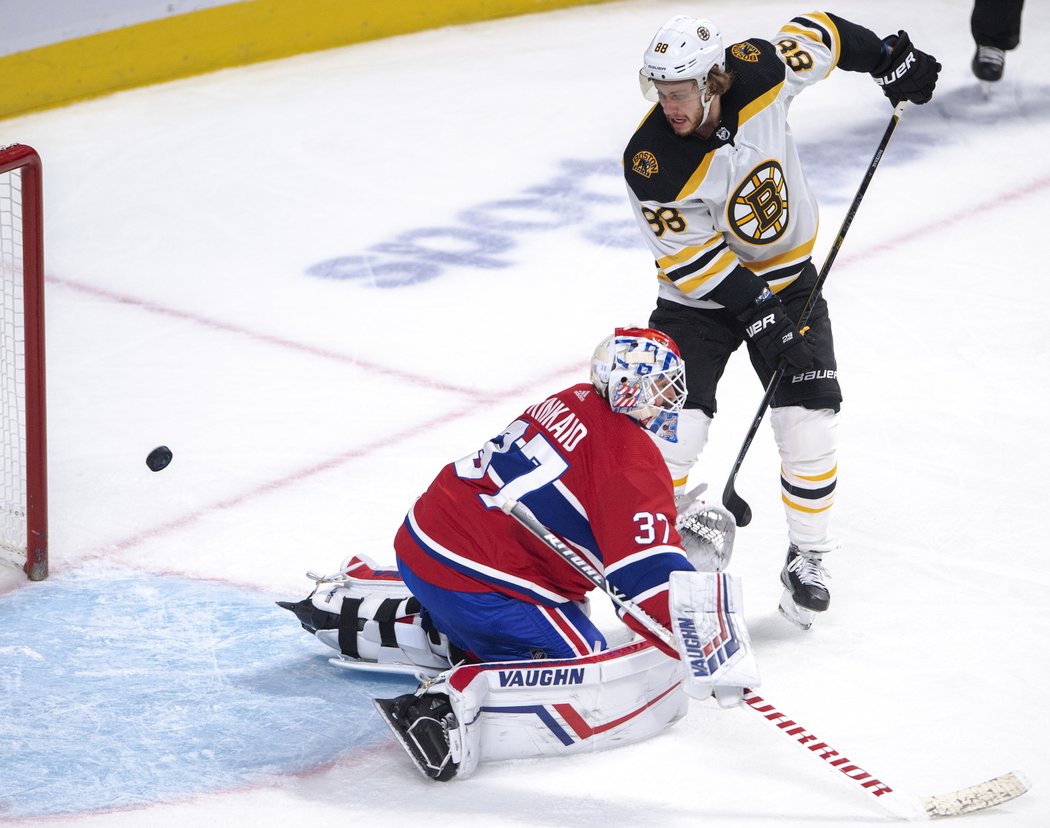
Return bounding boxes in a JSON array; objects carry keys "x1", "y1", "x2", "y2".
[
  {"x1": 674, "y1": 249, "x2": 738, "y2": 294},
  {"x1": 747, "y1": 232, "x2": 818, "y2": 274},
  {"x1": 656, "y1": 234, "x2": 723, "y2": 269},
  {"x1": 739, "y1": 82, "x2": 784, "y2": 128},
  {"x1": 675, "y1": 150, "x2": 717, "y2": 202}
]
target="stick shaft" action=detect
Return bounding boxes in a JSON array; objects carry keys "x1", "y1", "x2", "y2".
[
  {"x1": 722, "y1": 101, "x2": 906, "y2": 527},
  {"x1": 505, "y1": 498, "x2": 1027, "y2": 819},
  {"x1": 504, "y1": 499, "x2": 675, "y2": 647}
]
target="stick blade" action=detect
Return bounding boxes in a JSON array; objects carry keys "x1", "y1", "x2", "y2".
[
  {"x1": 721, "y1": 487, "x2": 752, "y2": 528},
  {"x1": 919, "y1": 770, "x2": 1031, "y2": 819}
]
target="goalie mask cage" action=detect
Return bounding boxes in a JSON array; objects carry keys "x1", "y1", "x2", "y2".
[{"x1": 0, "y1": 144, "x2": 47, "y2": 581}]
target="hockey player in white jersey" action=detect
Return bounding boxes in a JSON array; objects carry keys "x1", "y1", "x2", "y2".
[{"x1": 623, "y1": 13, "x2": 939, "y2": 629}]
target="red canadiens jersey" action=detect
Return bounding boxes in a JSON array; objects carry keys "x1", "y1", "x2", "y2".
[{"x1": 394, "y1": 383, "x2": 695, "y2": 638}]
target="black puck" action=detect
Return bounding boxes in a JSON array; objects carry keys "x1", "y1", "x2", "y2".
[{"x1": 146, "y1": 445, "x2": 173, "y2": 472}]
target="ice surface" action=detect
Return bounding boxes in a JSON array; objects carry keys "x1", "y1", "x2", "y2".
[{"x1": 1, "y1": 0, "x2": 1047, "y2": 824}]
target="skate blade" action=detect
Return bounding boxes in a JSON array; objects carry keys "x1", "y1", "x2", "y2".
[
  {"x1": 778, "y1": 589, "x2": 816, "y2": 631},
  {"x1": 329, "y1": 655, "x2": 441, "y2": 678},
  {"x1": 373, "y1": 697, "x2": 453, "y2": 781},
  {"x1": 373, "y1": 692, "x2": 455, "y2": 776}
]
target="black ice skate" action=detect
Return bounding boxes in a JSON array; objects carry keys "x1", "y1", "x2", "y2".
[
  {"x1": 374, "y1": 692, "x2": 458, "y2": 781},
  {"x1": 972, "y1": 45, "x2": 1005, "y2": 82},
  {"x1": 778, "y1": 545, "x2": 831, "y2": 631}
]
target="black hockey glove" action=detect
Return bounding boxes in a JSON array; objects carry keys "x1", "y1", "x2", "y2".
[
  {"x1": 871, "y1": 31, "x2": 940, "y2": 105},
  {"x1": 739, "y1": 289, "x2": 813, "y2": 372}
]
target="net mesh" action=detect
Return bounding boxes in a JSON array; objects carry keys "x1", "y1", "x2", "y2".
[{"x1": 0, "y1": 165, "x2": 27, "y2": 569}]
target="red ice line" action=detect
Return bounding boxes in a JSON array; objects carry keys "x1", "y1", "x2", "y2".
[
  {"x1": 836, "y1": 172, "x2": 1050, "y2": 267},
  {"x1": 54, "y1": 173, "x2": 1050, "y2": 561},
  {"x1": 49, "y1": 272, "x2": 582, "y2": 562},
  {"x1": 46, "y1": 275, "x2": 491, "y2": 398},
  {"x1": 94, "y1": 399, "x2": 483, "y2": 556}
]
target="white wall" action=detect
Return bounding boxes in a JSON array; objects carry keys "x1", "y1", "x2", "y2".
[{"x1": 0, "y1": 0, "x2": 244, "y2": 56}]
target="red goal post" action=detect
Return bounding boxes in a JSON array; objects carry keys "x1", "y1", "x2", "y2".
[{"x1": 0, "y1": 144, "x2": 47, "y2": 581}]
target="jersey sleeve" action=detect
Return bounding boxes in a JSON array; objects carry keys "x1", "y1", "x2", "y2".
[
  {"x1": 589, "y1": 464, "x2": 695, "y2": 654},
  {"x1": 773, "y1": 12, "x2": 885, "y2": 90},
  {"x1": 772, "y1": 13, "x2": 841, "y2": 91}
]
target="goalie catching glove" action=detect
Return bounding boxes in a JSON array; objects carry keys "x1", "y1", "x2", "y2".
[{"x1": 675, "y1": 485, "x2": 736, "y2": 572}]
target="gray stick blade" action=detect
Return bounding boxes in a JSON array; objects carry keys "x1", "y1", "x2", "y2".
[{"x1": 919, "y1": 770, "x2": 1031, "y2": 819}]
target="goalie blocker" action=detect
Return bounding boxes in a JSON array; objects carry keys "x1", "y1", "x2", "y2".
[{"x1": 278, "y1": 556, "x2": 760, "y2": 780}]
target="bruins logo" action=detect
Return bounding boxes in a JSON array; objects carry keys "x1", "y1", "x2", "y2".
[
  {"x1": 728, "y1": 160, "x2": 789, "y2": 244},
  {"x1": 730, "y1": 42, "x2": 762, "y2": 63},
  {"x1": 632, "y1": 150, "x2": 659, "y2": 179},
  {"x1": 697, "y1": 26, "x2": 711, "y2": 41}
]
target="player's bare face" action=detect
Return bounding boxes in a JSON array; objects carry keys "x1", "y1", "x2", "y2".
[{"x1": 655, "y1": 80, "x2": 714, "y2": 137}]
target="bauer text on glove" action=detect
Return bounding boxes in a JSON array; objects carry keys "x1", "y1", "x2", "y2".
[
  {"x1": 740, "y1": 289, "x2": 813, "y2": 372},
  {"x1": 871, "y1": 30, "x2": 940, "y2": 105}
]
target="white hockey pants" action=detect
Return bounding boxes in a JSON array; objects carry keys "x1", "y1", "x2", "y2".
[
  {"x1": 770, "y1": 405, "x2": 838, "y2": 550},
  {"x1": 655, "y1": 405, "x2": 837, "y2": 551}
]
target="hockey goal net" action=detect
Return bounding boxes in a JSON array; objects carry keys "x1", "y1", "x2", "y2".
[{"x1": 0, "y1": 144, "x2": 47, "y2": 581}]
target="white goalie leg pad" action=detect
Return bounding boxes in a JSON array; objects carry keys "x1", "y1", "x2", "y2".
[
  {"x1": 770, "y1": 406, "x2": 838, "y2": 549},
  {"x1": 427, "y1": 641, "x2": 688, "y2": 778},
  {"x1": 327, "y1": 553, "x2": 408, "y2": 589},
  {"x1": 651, "y1": 408, "x2": 712, "y2": 494},
  {"x1": 308, "y1": 566, "x2": 453, "y2": 673},
  {"x1": 669, "y1": 570, "x2": 760, "y2": 707}
]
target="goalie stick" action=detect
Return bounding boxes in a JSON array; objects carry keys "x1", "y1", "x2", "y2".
[
  {"x1": 503, "y1": 498, "x2": 1030, "y2": 820},
  {"x1": 500, "y1": 497, "x2": 675, "y2": 650},
  {"x1": 743, "y1": 690, "x2": 1030, "y2": 820}
]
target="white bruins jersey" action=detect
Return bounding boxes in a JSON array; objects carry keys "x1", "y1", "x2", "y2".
[{"x1": 624, "y1": 13, "x2": 844, "y2": 310}]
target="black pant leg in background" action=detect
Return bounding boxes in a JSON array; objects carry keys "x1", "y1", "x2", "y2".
[{"x1": 971, "y1": 0, "x2": 1025, "y2": 50}]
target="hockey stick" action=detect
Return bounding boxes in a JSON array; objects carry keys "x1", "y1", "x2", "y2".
[
  {"x1": 504, "y1": 496, "x2": 1030, "y2": 820},
  {"x1": 500, "y1": 498, "x2": 676, "y2": 649},
  {"x1": 722, "y1": 101, "x2": 906, "y2": 527},
  {"x1": 743, "y1": 690, "x2": 1030, "y2": 820}
]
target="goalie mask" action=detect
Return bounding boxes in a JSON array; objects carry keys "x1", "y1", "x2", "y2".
[
  {"x1": 639, "y1": 16, "x2": 725, "y2": 123},
  {"x1": 590, "y1": 327, "x2": 687, "y2": 441}
]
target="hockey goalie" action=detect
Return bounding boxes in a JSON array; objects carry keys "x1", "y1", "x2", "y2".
[{"x1": 280, "y1": 328, "x2": 757, "y2": 780}]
